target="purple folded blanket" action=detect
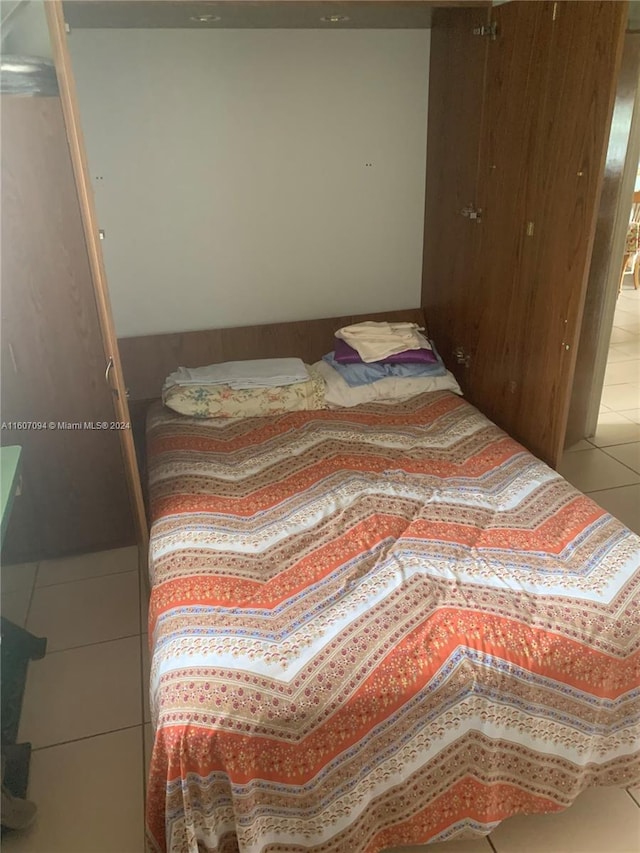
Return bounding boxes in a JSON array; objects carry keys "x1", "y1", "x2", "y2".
[{"x1": 333, "y1": 337, "x2": 438, "y2": 365}]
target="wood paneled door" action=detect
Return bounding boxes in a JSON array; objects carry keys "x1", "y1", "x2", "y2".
[
  {"x1": 421, "y1": 4, "x2": 489, "y2": 395},
  {"x1": 423, "y1": 0, "x2": 627, "y2": 467},
  {"x1": 1, "y1": 95, "x2": 136, "y2": 560}
]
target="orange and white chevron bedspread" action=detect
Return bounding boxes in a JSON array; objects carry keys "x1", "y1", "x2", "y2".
[{"x1": 144, "y1": 393, "x2": 640, "y2": 853}]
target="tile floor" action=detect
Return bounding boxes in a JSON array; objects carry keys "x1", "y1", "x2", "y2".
[
  {"x1": 1, "y1": 546, "x2": 148, "y2": 852},
  {"x1": 559, "y1": 283, "x2": 640, "y2": 536},
  {"x1": 0, "y1": 289, "x2": 639, "y2": 852}
]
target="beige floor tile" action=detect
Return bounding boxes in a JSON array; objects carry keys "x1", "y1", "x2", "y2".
[
  {"x1": 616, "y1": 291, "x2": 640, "y2": 306},
  {"x1": 1, "y1": 728, "x2": 144, "y2": 853},
  {"x1": 144, "y1": 721, "x2": 154, "y2": 778},
  {"x1": 557, "y1": 448, "x2": 639, "y2": 493},
  {"x1": 383, "y1": 838, "x2": 492, "y2": 853},
  {"x1": 0, "y1": 587, "x2": 32, "y2": 626},
  {"x1": 600, "y1": 403, "x2": 611, "y2": 413},
  {"x1": 615, "y1": 312, "x2": 640, "y2": 323},
  {"x1": 591, "y1": 412, "x2": 640, "y2": 448},
  {"x1": 142, "y1": 633, "x2": 151, "y2": 723},
  {"x1": 587, "y1": 484, "x2": 640, "y2": 534},
  {"x1": 613, "y1": 303, "x2": 640, "y2": 319},
  {"x1": 616, "y1": 339, "x2": 640, "y2": 356},
  {"x1": 604, "y1": 442, "x2": 640, "y2": 474},
  {"x1": 565, "y1": 439, "x2": 593, "y2": 452},
  {"x1": 604, "y1": 359, "x2": 640, "y2": 386},
  {"x1": 614, "y1": 307, "x2": 639, "y2": 323},
  {"x1": 26, "y1": 570, "x2": 140, "y2": 652},
  {"x1": 610, "y1": 326, "x2": 638, "y2": 345},
  {"x1": 620, "y1": 407, "x2": 640, "y2": 424},
  {"x1": 608, "y1": 344, "x2": 640, "y2": 363},
  {"x1": 614, "y1": 317, "x2": 640, "y2": 335},
  {"x1": 628, "y1": 786, "x2": 640, "y2": 807},
  {"x1": 36, "y1": 545, "x2": 138, "y2": 587},
  {"x1": 600, "y1": 384, "x2": 640, "y2": 412},
  {"x1": 1, "y1": 562, "x2": 37, "y2": 594},
  {"x1": 18, "y1": 636, "x2": 141, "y2": 748},
  {"x1": 489, "y1": 786, "x2": 640, "y2": 853}
]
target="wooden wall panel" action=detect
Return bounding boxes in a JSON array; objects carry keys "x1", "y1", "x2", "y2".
[
  {"x1": 512, "y1": 0, "x2": 627, "y2": 465},
  {"x1": 422, "y1": 1, "x2": 627, "y2": 468},
  {"x1": 465, "y1": 2, "x2": 553, "y2": 424},
  {"x1": 118, "y1": 308, "x2": 426, "y2": 401},
  {"x1": 421, "y1": 5, "x2": 489, "y2": 392},
  {"x1": 1, "y1": 96, "x2": 136, "y2": 561}
]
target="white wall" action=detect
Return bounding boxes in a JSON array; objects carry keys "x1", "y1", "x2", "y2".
[
  {"x1": 69, "y1": 29, "x2": 430, "y2": 338},
  {"x1": 1, "y1": 0, "x2": 52, "y2": 56}
]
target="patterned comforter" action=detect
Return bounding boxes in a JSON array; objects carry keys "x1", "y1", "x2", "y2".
[{"x1": 145, "y1": 393, "x2": 640, "y2": 853}]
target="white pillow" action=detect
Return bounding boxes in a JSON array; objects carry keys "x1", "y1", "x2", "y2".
[{"x1": 313, "y1": 360, "x2": 462, "y2": 408}]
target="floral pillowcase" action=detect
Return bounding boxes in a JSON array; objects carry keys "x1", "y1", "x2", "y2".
[{"x1": 162, "y1": 365, "x2": 326, "y2": 418}]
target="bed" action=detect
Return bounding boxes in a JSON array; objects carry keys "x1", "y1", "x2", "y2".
[{"x1": 145, "y1": 390, "x2": 640, "y2": 853}]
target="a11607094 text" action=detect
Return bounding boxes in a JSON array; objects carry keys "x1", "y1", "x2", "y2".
[{"x1": 1, "y1": 421, "x2": 131, "y2": 431}]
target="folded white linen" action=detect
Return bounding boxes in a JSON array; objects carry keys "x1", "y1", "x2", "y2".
[
  {"x1": 334, "y1": 321, "x2": 431, "y2": 363},
  {"x1": 313, "y1": 359, "x2": 461, "y2": 407},
  {"x1": 164, "y1": 358, "x2": 309, "y2": 390}
]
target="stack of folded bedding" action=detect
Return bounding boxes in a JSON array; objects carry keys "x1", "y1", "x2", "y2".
[
  {"x1": 335, "y1": 321, "x2": 434, "y2": 363},
  {"x1": 314, "y1": 321, "x2": 461, "y2": 407},
  {"x1": 165, "y1": 358, "x2": 309, "y2": 390},
  {"x1": 162, "y1": 358, "x2": 326, "y2": 418}
]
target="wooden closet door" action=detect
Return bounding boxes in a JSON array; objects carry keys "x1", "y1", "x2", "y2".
[
  {"x1": 421, "y1": 5, "x2": 490, "y2": 385},
  {"x1": 464, "y1": 1, "x2": 555, "y2": 430},
  {"x1": 45, "y1": 0, "x2": 148, "y2": 555},
  {"x1": 512, "y1": 0, "x2": 628, "y2": 465},
  {"x1": 1, "y1": 96, "x2": 136, "y2": 559},
  {"x1": 424, "y1": 1, "x2": 626, "y2": 468}
]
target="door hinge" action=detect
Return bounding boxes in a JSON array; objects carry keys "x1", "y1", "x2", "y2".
[
  {"x1": 454, "y1": 346, "x2": 471, "y2": 367},
  {"x1": 461, "y1": 203, "x2": 483, "y2": 223},
  {"x1": 473, "y1": 21, "x2": 498, "y2": 40}
]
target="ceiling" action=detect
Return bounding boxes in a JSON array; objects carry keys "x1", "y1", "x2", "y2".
[{"x1": 62, "y1": 1, "x2": 489, "y2": 31}]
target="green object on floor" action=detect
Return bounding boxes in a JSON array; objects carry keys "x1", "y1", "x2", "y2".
[{"x1": 0, "y1": 446, "x2": 21, "y2": 546}]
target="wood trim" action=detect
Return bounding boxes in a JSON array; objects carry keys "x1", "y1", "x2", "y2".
[
  {"x1": 44, "y1": 1, "x2": 148, "y2": 550},
  {"x1": 118, "y1": 308, "x2": 427, "y2": 401}
]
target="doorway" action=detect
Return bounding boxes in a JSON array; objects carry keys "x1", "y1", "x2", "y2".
[
  {"x1": 565, "y1": 30, "x2": 640, "y2": 454},
  {"x1": 600, "y1": 224, "x2": 640, "y2": 440}
]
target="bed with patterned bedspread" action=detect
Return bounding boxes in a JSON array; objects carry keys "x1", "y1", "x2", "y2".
[{"x1": 145, "y1": 391, "x2": 640, "y2": 853}]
